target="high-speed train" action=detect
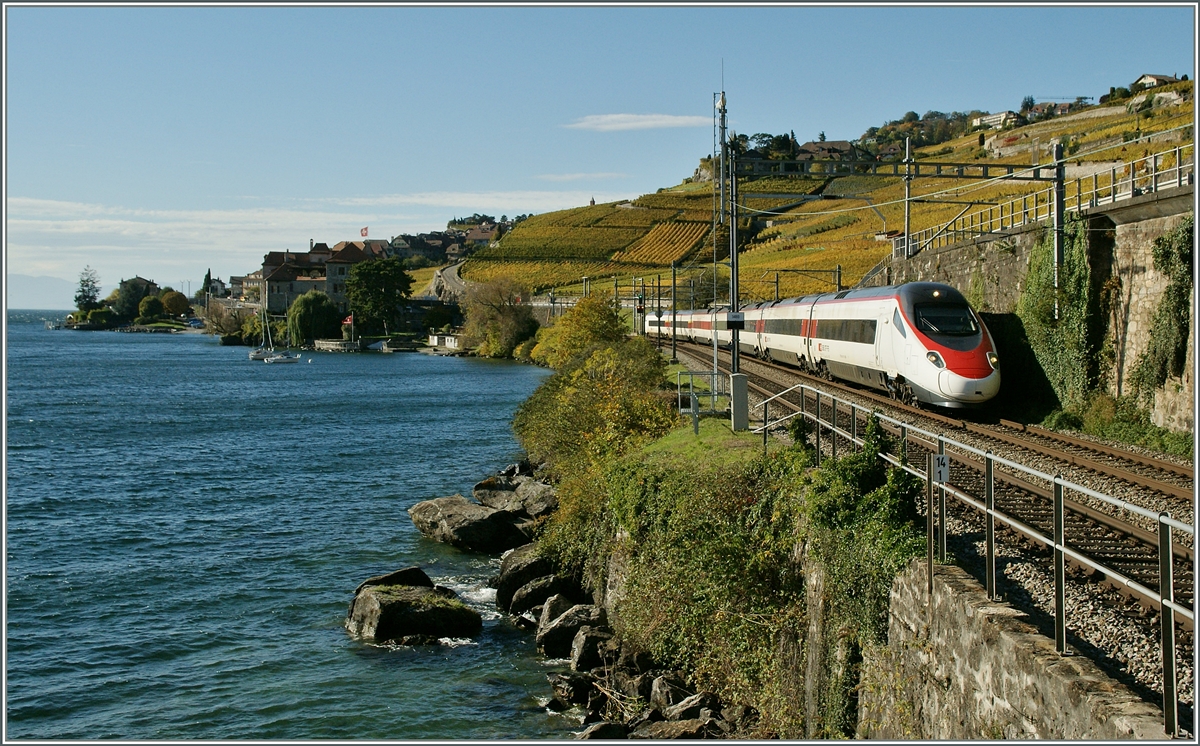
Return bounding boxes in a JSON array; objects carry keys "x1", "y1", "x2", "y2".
[{"x1": 647, "y1": 282, "x2": 1000, "y2": 408}]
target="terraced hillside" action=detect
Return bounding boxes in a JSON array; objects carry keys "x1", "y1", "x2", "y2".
[{"x1": 462, "y1": 80, "x2": 1193, "y2": 303}]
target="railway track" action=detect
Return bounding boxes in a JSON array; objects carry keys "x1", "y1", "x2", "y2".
[{"x1": 672, "y1": 338, "x2": 1195, "y2": 618}]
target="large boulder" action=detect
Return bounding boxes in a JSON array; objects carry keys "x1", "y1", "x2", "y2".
[
  {"x1": 346, "y1": 583, "x2": 482, "y2": 643},
  {"x1": 494, "y1": 544, "x2": 552, "y2": 612},
  {"x1": 472, "y1": 475, "x2": 521, "y2": 509},
  {"x1": 628, "y1": 718, "x2": 721, "y2": 740},
  {"x1": 474, "y1": 476, "x2": 558, "y2": 520},
  {"x1": 513, "y1": 479, "x2": 558, "y2": 519},
  {"x1": 663, "y1": 692, "x2": 721, "y2": 722},
  {"x1": 353, "y1": 566, "x2": 434, "y2": 595},
  {"x1": 576, "y1": 721, "x2": 628, "y2": 740},
  {"x1": 547, "y1": 671, "x2": 596, "y2": 707},
  {"x1": 510, "y1": 575, "x2": 574, "y2": 616},
  {"x1": 407, "y1": 494, "x2": 528, "y2": 554},
  {"x1": 536, "y1": 604, "x2": 606, "y2": 659},
  {"x1": 649, "y1": 675, "x2": 691, "y2": 711},
  {"x1": 570, "y1": 625, "x2": 615, "y2": 672}
]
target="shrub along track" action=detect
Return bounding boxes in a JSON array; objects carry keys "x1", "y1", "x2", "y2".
[{"x1": 672, "y1": 339, "x2": 1195, "y2": 727}]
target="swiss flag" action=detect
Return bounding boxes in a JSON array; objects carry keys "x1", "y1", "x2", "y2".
[
  {"x1": 360, "y1": 227, "x2": 368, "y2": 237},
  {"x1": 343, "y1": 314, "x2": 354, "y2": 325}
]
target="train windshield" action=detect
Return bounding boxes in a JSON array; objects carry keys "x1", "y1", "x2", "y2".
[{"x1": 913, "y1": 303, "x2": 978, "y2": 336}]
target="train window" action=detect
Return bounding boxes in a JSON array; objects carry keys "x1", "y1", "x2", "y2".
[
  {"x1": 893, "y1": 308, "x2": 906, "y2": 338},
  {"x1": 913, "y1": 304, "x2": 978, "y2": 336}
]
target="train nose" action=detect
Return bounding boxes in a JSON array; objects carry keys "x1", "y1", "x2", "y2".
[{"x1": 938, "y1": 369, "x2": 1001, "y2": 401}]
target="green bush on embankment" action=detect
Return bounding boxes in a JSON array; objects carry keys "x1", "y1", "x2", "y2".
[{"x1": 525, "y1": 395, "x2": 923, "y2": 737}]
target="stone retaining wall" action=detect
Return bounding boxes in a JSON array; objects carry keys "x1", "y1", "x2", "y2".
[{"x1": 857, "y1": 560, "x2": 1169, "y2": 740}]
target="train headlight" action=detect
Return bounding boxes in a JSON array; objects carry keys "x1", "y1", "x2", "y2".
[
  {"x1": 926, "y1": 350, "x2": 945, "y2": 369},
  {"x1": 987, "y1": 351, "x2": 999, "y2": 369}
]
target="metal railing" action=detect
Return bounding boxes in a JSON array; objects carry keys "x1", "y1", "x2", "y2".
[
  {"x1": 676, "y1": 370, "x2": 727, "y2": 416},
  {"x1": 895, "y1": 144, "x2": 1194, "y2": 258},
  {"x1": 756, "y1": 383, "x2": 1193, "y2": 735}
]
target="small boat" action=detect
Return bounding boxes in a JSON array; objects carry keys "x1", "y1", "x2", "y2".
[
  {"x1": 250, "y1": 306, "x2": 274, "y2": 360},
  {"x1": 263, "y1": 351, "x2": 302, "y2": 364},
  {"x1": 249, "y1": 347, "x2": 272, "y2": 360}
]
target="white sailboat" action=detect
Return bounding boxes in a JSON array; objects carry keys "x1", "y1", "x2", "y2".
[
  {"x1": 262, "y1": 308, "x2": 302, "y2": 363},
  {"x1": 249, "y1": 304, "x2": 273, "y2": 360}
]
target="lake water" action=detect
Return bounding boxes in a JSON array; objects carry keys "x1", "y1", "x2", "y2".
[{"x1": 4, "y1": 312, "x2": 579, "y2": 739}]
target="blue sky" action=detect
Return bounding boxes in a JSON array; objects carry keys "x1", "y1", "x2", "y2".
[{"x1": 4, "y1": 3, "x2": 1196, "y2": 307}]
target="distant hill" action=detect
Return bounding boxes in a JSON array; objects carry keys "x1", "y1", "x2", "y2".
[
  {"x1": 5, "y1": 274, "x2": 117, "y2": 311},
  {"x1": 463, "y1": 79, "x2": 1194, "y2": 300}
]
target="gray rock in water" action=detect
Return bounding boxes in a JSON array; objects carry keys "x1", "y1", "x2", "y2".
[
  {"x1": 537, "y1": 594, "x2": 576, "y2": 636},
  {"x1": 494, "y1": 543, "x2": 552, "y2": 612},
  {"x1": 407, "y1": 494, "x2": 528, "y2": 554},
  {"x1": 576, "y1": 721, "x2": 628, "y2": 740},
  {"x1": 570, "y1": 625, "x2": 614, "y2": 672},
  {"x1": 510, "y1": 574, "x2": 571, "y2": 616},
  {"x1": 536, "y1": 604, "x2": 605, "y2": 659},
  {"x1": 353, "y1": 566, "x2": 434, "y2": 595},
  {"x1": 346, "y1": 584, "x2": 481, "y2": 642},
  {"x1": 547, "y1": 671, "x2": 595, "y2": 706}
]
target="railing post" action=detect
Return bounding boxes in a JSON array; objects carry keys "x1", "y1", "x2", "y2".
[
  {"x1": 815, "y1": 392, "x2": 822, "y2": 467},
  {"x1": 985, "y1": 452, "x2": 996, "y2": 599},
  {"x1": 1054, "y1": 476, "x2": 1067, "y2": 654},
  {"x1": 831, "y1": 399, "x2": 838, "y2": 461},
  {"x1": 938, "y1": 436, "x2": 947, "y2": 562},
  {"x1": 1159, "y1": 512, "x2": 1178, "y2": 737},
  {"x1": 851, "y1": 403, "x2": 857, "y2": 448},
  {"x1": 1175, "y1": 146, "x2": 1182, "y2": 187},
  {"x1": 900, "y1": 424, "x2": 908, "y2": 464},
  {"x1": 1152, "y1": 153, "x2": 1159, "y2": 193},
  {"x1": 763, "y1": 401, "x2": 769, "y2": 457}
]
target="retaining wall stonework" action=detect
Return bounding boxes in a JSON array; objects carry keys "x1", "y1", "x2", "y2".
[
  {"x1": 857, "y1": 560, "x2": 1169, "y2": 740},
  {"x1": 885, "y1": 203, "x2": 1193, "y2": 431},
  {"x1": 1106, "y1": 213, "x2": 1194, "y2": 432}
]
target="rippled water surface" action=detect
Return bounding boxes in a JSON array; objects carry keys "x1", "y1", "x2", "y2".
[{"x1": 5, "y1": 313, "x2": 571, "y2": 739}]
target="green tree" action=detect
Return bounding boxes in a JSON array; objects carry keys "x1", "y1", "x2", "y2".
[
  {"x1": 195, "y1": 269, "x2": 212, "y2": 302},
  {"x1": 287, "y1": 290, "x2": 343, "y2": 346},
  {"x1": 161, "y1": 290, "x2": 190, "y2": 317},
  {"x1": 74, "y1": 266, "x2": 102, "y2": 312},
  {"x1": 113, "y1": 281, "x2": 152, "y2": 320},
  {"x1": 138, "y1": 295, "x2": 164, "y2": 319},
  {"x1": 346, "y1": 257, "x2": 413, "y2": 335},
  {"x1": 461, "y1": 277, "x2": 539, "y2": 358},
  {"x1": 530, "y1": 291, "x2": 627, "y2": 368}
]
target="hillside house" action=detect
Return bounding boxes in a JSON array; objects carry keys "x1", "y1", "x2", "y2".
[
  {"x1": 971, "y1": 111, "x2": 1023, "y2": 129},
  {"x1": 1135, "y1": 74, "x2": 1179, "y2": 88},
  {"x1": 797, "y1": 140, "x2": 863, "y2": 161},
  {"x1": 466, "y1": 223, "x2": 499, "y2": 246}
]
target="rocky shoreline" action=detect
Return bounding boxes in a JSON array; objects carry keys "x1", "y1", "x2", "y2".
[{"x1": 344, "y1": 461, "x2": 755, "y2": 739}]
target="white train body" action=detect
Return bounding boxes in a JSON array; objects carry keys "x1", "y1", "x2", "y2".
[{"x1": 647, "y1": 282, "x2": 1000, "y2": 408}]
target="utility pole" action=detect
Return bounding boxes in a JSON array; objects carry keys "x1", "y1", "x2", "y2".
[
  {"x1": 903, "y1": 136, "x2": 913, "y2": 258},
  {"x1": 715, "y1": 90, "x2": 727, "y2": 382},
  {"x1": 671, "y1": 261, "x2": 678, "y2": 363},
  {"x1": 730, "y1": 150, "x2": 740, "y2": 374},
  {"x1": 1053, "y1": 141, "x2": 1065, "y2": 320}
]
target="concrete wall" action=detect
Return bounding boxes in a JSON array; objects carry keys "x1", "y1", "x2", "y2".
[{"x1": 858, "y1": 560, "x2": 1169, "y2": 740}]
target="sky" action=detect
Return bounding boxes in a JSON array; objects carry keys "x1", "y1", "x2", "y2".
[{"x1": 4, "y1": 3, "x2": 1196, "y2": 308}]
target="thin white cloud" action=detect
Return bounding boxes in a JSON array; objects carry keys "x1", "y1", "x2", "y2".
[
  {"x1": 565, "y1": 114, "x2": 710, "y2": 131},
  {"x1": 535, "y1": 172, "x2": 628, "y2": 182},
  {"x1": 4, "y1": 190, "x2": 638, "y2": 282},
  {"x1": 312, "y1": 191, "x2": 632, "y2": 212}
]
